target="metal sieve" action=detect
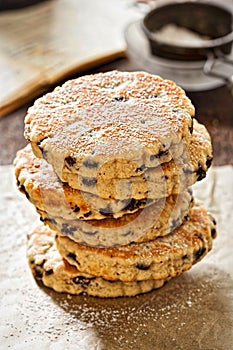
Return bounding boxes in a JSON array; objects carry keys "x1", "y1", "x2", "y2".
[{"x1": 141, "y1": 1, "x2": 233, "y2": 88}]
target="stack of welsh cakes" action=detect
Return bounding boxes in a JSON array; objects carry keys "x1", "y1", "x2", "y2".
[{"x1": 14, "y1": 71, "x2": 216, "y2": 298}]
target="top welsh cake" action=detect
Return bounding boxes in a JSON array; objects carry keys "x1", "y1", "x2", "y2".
[{"x1": 24, "y1": 71, "x2": 195, "y2": 186}]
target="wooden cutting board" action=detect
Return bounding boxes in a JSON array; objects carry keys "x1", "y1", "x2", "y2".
[{"x1": 0, "y1": 0, "x2": 140, "y2": 117}]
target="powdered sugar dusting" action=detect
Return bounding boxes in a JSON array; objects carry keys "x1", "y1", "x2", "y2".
[
  {"x1": 24, "y1": 71, "x2": 194, "y2": 180},
  {"x1": 152, "y1": 24, "x2": 210, "y2": 47}
]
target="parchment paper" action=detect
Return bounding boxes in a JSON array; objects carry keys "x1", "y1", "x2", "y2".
[{"x1": 0, "y1": 165, "x2": 233, "y2": 350}]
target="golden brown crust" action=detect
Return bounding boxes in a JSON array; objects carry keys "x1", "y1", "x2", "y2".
[
  {"x1": 36, "y1": 190, "x2": 192, "y2": 247},
  {"x1": 56, "y1": 202, "x2": 216, "y2": 281},
  {"x1": 15, "y1": 144, "x2": 189, "y2": 222},
  {"x1": 27, "y1": 224, "x2": 169, "y2": 297},
  {"x1": 58, "y1": 203, "x2": 212, "y2": 258}
]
